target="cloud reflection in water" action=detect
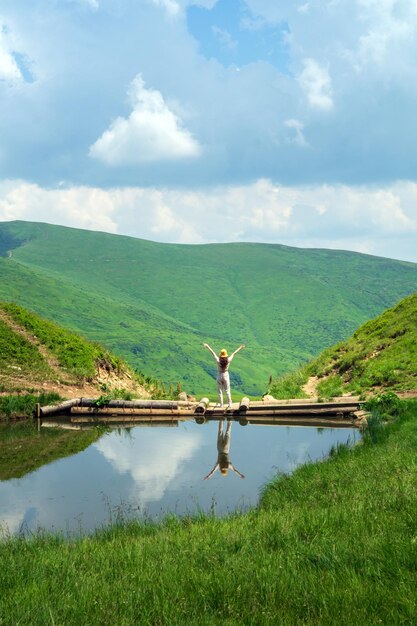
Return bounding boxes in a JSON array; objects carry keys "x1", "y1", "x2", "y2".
[{"x1": 94, "y1": 429, "x2": 203, "y2": 505}]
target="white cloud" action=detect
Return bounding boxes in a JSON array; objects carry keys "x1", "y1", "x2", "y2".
[
  {"x1": 0, "y1": 510, "x2": 26, "y2": 536},
  {"x1": 1, "y1": 179, "x2": 416, "y2": 261},
  {"x1": 150, "y1": 200, "x2": 204, "y2": 243},
  {"x1": 95, "y1": 430, "x2": 202, "y2": 505},
  {"x1": 0, "y1": 181, "x2": 118, "y2": 233},
  {"x1": 150, "y1": 0, "x2": 181, "y2": 16},
  {"x1": 0, "y1": 20, "x2": 22, "y2": 83},
  {"x1": 0, "y1": 49, "x2": 21, "y2": 82},
  {"x1": 298, "y1": 58, "x2": 333, "y2": 110},
  {"x1": 2, "y1": 0, "x2": 417, "y2": 219},
  {"x1": 212, "y1": 26, "x2": 238, "y2": 50},
  {"x1": 349, "y1": 1, "x2": 417, "y2": 70},
  {"x1": 284, "y1": 118, "x2": 309, "y2": 147},
  {"x1": 90, "y1": 74, "x2": 202, "y2": 165},
  {"x1": 297, "y1": 2, "x2": 311, "y2": 15},
  {"x1": 67, "y1": 0, "x2": 99, "y2": 9},
  {"x1": 0, "y1": 479, "x2": 33, "y2": 536}
]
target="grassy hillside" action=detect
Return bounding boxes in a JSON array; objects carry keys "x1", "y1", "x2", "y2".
[
  {"x1": 270, "y1": 291, "x2": 417, "y2": 398},
  {"x1": 0, "y1": 302, "x2": 151, "y2": 402},
  {"x1": 1, "y1": 220, "x2": 417, "y2": 396}
]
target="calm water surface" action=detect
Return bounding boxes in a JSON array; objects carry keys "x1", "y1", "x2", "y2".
[{"x1": 0, "y1": 421, "x2": 360, "y2": 536}]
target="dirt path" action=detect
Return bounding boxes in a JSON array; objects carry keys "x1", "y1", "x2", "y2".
[
  {"x1": 0, "y1": 308, "x2": 75, "y2": 385},
  {"x1": 0, "y1": 308, "x2": 150, "y2": 399},
  {"x1": 302, "y1": 376, "x2": 319, "y2": 398}
]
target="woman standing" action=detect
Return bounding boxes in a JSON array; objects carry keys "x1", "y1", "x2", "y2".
[{"x1": 203, "y1": 343, "x2": 245, "y2": 408}]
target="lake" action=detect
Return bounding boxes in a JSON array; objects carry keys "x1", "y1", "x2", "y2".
[{"x1": 0, "y1": 420, "x2": 360, "y2": 536}]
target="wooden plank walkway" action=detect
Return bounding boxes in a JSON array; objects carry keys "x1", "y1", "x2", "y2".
[{"x1": 35, "y1": 396, "x2": 368, "y2": 428}]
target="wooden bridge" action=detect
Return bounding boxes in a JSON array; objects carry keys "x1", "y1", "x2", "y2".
[{"x1": 35, "y1": 396, "x2": 368, "y2": 429}]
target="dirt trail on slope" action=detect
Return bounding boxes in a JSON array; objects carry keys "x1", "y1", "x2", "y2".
[
  {"x1": 302, "y1": 376, "x2": 319, "y2": 398},
  {"x1": 0, "y1": 308, "x2": 76, "y2": 385},
  {"x1": 0, "y1": 309, "x2": 149, "y2": 399}
]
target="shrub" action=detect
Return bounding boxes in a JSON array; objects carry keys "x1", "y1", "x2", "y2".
[
  {"x1": 0, "y1": 392, "x2": 62, "y2": 420},
  {"x1": 365, "y1": 391, "x2": 402, "y2": 416}
]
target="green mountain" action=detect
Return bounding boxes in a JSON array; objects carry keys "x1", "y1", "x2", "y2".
[
  {"x1": 1, "y1": 220, "x2": 417, "y2": 396},
  {"x1": 270, "y1": 291, "x2": 417, "y2": 398},
  {"x1": 0, "y1": 301, "x2": 149, "y2": 398}
]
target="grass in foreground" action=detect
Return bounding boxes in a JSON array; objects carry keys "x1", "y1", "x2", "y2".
[{"x1": 0, "y1": 399, "x2": 416, "y2": 624}]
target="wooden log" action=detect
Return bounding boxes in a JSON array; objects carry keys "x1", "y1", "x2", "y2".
[
  {"x1": 195, "y1": 416, "x2": 207, "y2": 424},
  {"x1": 35, "y1": 403, "x2": 41, "y2": 431},
  {"x1": 246, "y1": 407, "x2": 356, "y2": 417},
  {"x1": 250, "y1": 396, "x2": 360, "y2": 407},
  {"x1": 71, "y1": 415, "x2": 179, "y2": 425},
  {"x1": 195, "y1": 397, "x2": 210, "y2": 414},
  {"x1": 352, "y1": 410, "x2": 370, "y2": 427},
  {"x1": 247, "y1": 417, "x2": 358, "y2": 428},
  {"x1": 71, "y1": 407, "x2": 190, "y2": 417},
  {"x1": 40, "y1": 399, "x2": 80, "y2": 416},
  {"x1": 239, "y1": 397, "x2": 250, "y2": 413},
  {"x1": 41, "y1": 421, "x2": 83, "y2": 430},
  {"x1": 104, "y1": 422, "x2": 179, "y2": 428},
  {"x1": 78, "y1": 398, "x2": 180, "y2": 410},
  {"x1": 247, "y1": 401, "x2": 360, "y2": 412}
]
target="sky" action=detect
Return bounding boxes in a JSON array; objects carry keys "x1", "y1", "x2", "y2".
[{"x1": 1, "y1": 0, "x2": 417, "y2": 262}]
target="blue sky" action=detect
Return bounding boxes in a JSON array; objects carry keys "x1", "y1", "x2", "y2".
[
  {"x1": 0, "y1": 0, "x2": 417, "y2": 262},
  {"x1": 187, "y1": 0, "x2": 290, "y2": 72}
]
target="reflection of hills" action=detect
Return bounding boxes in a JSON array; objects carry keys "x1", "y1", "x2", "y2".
[{"x1": 0, "y1": 422, "x2": 100, "y2": 480}]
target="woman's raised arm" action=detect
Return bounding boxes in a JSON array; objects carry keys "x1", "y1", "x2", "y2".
[
  {"x1": 203, "y1": 343, "x2": 218, "y2": 359},
  {"x1": 229, "y1": 344, "x2": 245, "y2": 360}
]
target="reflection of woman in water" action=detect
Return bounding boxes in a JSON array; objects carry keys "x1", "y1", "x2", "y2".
[
  {"x1": 203, "y1": 343, "x2": 245, "y2": 408},
  {"x1": 204, "y1": 420, "x2": 245, "y2": 479}
]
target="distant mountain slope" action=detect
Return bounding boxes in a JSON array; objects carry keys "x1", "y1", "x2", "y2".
[
  {"x1": 0, "y1": 302, "x2": 150, "y2": 398},
  {"x1": 1, "y1": 220, "x2": 417, "y2": 395},
  {"x1": 270, "y1": 292, "x2": 417, "y2": 398}
]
